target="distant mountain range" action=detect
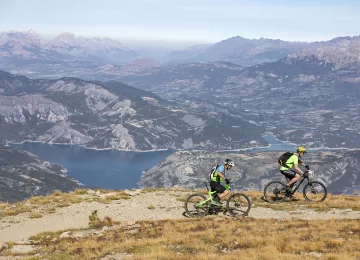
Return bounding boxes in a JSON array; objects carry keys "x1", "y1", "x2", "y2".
[
  {"x1": 0, "y1": 30, "x2": 139, "y2": 65},
  {"x1": 119, "y1": 42, "x2": 360, "y2": 149},
  {"x1": 163, "y1": 35, "x2": 360, "y2": 66},
  {"x1": 2, "y1": 30, "x2": 360, "y2": 71},
  {"x1": 0, "y1": 70, "x2": 266, "y2": 151}
]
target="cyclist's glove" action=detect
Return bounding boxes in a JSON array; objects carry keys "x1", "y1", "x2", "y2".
[
  {"x1": 225, "y1": 178, "x2": 230, "y2": 185},
  {"x1": 305, "y1": 165, "x2": 310, "y2": 170}
]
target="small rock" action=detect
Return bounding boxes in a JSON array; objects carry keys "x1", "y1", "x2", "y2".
[
  {"x1": 124, "y1": 220, "x2": 136, "y2": 226},
  {"x1": 59, "y1": 231, "x2": 72, "y2": 239},
  {"x1": 102, "y1": 226, "x2": 109, "y2": 231},
  {"x1": 87, "y1": 189, "x2": 96, "y2": 195},
  {"x1": 11, "y1": 245, "x2": 38, "y2": 254},
  {"x1": 99, "y1": 252, "x2": 132, "y2": 260},
  {"x1": 306, "y1": 252, "x2": 323, "y2": 258},
  {"x1": 51, "y1": 238, "x2": 58, "y2": 243},
  {"x1": 71, "y1": 232, "x2": 85, "y2": 238},
  {"x1": 96, "y1": 190, "x2": 101, "y2": 196},
  {"x1": 15, "y1": 239, "x2": 31, "y2": 245},
  {"x1": 123, "y1": 189, "x2": 141, "y2": 196},
  {"x1": 0, "y1": 243, "x2": 9, "y2": 251}
]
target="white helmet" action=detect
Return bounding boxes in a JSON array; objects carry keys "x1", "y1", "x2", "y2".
[{"x1": 225, "y1": 159, "x2": 234, "y2": 167}]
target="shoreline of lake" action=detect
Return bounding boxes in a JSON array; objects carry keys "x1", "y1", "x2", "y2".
[
  {"x1": 9, "y1": 135, "x2": 359, "y2": 190},
  {"x1": 8, "y1": 135, "x2": 358, "y2": 154}
]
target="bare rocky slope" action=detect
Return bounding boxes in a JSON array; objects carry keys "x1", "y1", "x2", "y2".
[
  {"x1": 0, "y1": 70, "x2": 265, "y2": 151},
  {"x1": 0, "y1": 145, "x2": 80, "y2": 202},
  {"x1": 139, "y1": 150, "x2": 360, "y2": 195}
]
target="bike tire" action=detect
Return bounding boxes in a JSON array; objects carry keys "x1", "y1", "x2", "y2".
[
  {"x1": 263, "y1": 181, "x2": 287, "y2": 203},
  {"x1": 226, "y1": 193, "x2": 252, "y2": 217},
  {"x1": 184, "y1": 193, "x2": 210, "y2": 218},
  {"x1": 303, "y1": 181, "x2": 327, "y2": 202}
]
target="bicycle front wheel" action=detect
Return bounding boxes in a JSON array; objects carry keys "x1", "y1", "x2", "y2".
[
  {"x1": 263, "y1": 181, "x2": 287, "y2": 203},
  {"x1": 303, "y1": 181, "x2": 327, "y2": 202},
  {"x1": 226, "y1": 193, "x2": 252, "y2": 217},
  {"x1": 184, "y1": 193, "x2": 210, "y2": 218}
]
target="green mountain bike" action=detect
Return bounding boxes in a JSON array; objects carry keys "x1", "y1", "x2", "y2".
[
  {"x1": 184, "y1": 182, "x2": 252, "y2": 218},
  {"x1": 263, "y1": 170, "x2": 327, "y2": 203}
]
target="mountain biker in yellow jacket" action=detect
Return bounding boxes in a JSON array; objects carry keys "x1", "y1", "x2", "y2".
[
  {"x1": 210, "y1": 159, "x2": 234, "y2": 205},
  {"x1": 280, "y1": 146, "x2": 310, "y2": 195}
]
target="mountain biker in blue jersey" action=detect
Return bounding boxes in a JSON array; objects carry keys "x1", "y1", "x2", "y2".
[
  {"x1": 280, "y1": 146, "x2": 310, "y2": 196},
  {"x1": 210, "y1": 158, "x2": 234, "y2": 206}
]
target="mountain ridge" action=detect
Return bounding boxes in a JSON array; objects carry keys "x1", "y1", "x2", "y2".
[{"x1": 0, "y1": 70, "x2": 266, "y2": 151}]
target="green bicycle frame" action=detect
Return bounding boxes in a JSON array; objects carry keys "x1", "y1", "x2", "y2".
[{"x1": 195, "y1": 182, "x2": 231, "y2": 208}]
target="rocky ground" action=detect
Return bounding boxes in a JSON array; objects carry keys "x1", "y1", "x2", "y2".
[{"x1": 1, "y1": 189, "x2": 359, "y2": 246}]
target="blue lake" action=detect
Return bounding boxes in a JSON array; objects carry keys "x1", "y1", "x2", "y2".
[
  {"x1": 9, "y1": 135, "x2": 298, "y2": 189},
  {"x1": 10, "y1": 142, "x2": 173, "y2": 190}
]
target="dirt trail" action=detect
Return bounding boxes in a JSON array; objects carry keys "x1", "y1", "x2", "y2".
[{"x1": 1, "y1": 190, "x2": 359, "y2": 244}]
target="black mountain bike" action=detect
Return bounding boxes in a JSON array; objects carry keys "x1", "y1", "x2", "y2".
[
  {"x1": 184, "y1": 182, "x2": 252, "y2": 218},
  {"x1": 264, "y1": 170, "x2": 327, "y2": 203}
]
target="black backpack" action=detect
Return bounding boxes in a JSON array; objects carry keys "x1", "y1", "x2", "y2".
[
  {"x1": 209, "y1": 164, "x2": 220, "y2": 179},
  {"x1": 278, "y1": 152, "x2": 294, "y2": 168}
]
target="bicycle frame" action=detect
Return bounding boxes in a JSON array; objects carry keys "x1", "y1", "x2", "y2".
[
  {"x1": 195, "y1": 182, "x2": 231, "y2": 209},
  {"x1": 285, "y1": 171, "x2": 313, "y2": 194}
]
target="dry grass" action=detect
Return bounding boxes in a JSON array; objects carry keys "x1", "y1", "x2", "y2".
[
  {"x1": 88, "y1": 210, "x2": 116, "y2": 229},
  {"x1": 5, "y1": 218, "x2": 359, "y2": 260},
  {"x1": 0, "y1": 189, "x2": 131, "y2": 217},
  {"x1": 1, "y1": 203, "x2": 32, "y2": 216},
  {"x1": 29, "y1": 212, "x2": 43, "y2": 219},
  {"x1": 1, "y1": 188, "x2": 358, "y2": 219}
]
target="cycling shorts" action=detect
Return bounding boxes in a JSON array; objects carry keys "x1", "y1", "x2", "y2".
[
  {"x1": 280, "y1": 169, "x2": 299, "y2": 180},
  {"x1": 210, "y1": 180, "x2": 226, "y2": 193}
]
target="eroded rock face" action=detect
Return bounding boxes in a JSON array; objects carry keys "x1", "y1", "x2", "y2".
[
  {"x1": 0, "y1": 70, "x2": 266, "y2": 151},
  {"x1": 0, "y1": 147, "x2": 80, "y2": 202},
  {"x1": 139, "y1": 150, "x2": 360, "y2": 195}
]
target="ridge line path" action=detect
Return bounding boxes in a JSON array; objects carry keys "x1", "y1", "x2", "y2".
[{"x1": 1, "y1": 190, "x2": 359, "y2": 243}]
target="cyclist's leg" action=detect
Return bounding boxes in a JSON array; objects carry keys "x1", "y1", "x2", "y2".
[
  {"x1": 210, "y1": 181, "x2": 229, "y2": 200},
  {"x1": 281, "y1": 170, "x2": 300, "y2": 193},
  {"x1": 218, "y1": 189, "x2": 230, "y2": 200},
  {"x1": 209, "y1": 182, "x2": 219, "y2": 200}
]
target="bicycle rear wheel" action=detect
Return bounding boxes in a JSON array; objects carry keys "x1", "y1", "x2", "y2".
[
  {"x1": 303, "y1": 181, "x2": 327, "y2": 202},
  {"x1": 184, "y1": 193, "x2": 210, "y2": 218},
  {"x1": 226, "y1": 193, "x2": 252, "y2": 217},
  {"x1": 263, "y1": 181, "x2": 287, "y2": 203}
]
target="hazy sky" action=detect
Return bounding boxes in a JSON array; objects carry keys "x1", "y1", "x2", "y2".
[{"x1": 1, "y1": 0, "x2": 359, "y2": 45}]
